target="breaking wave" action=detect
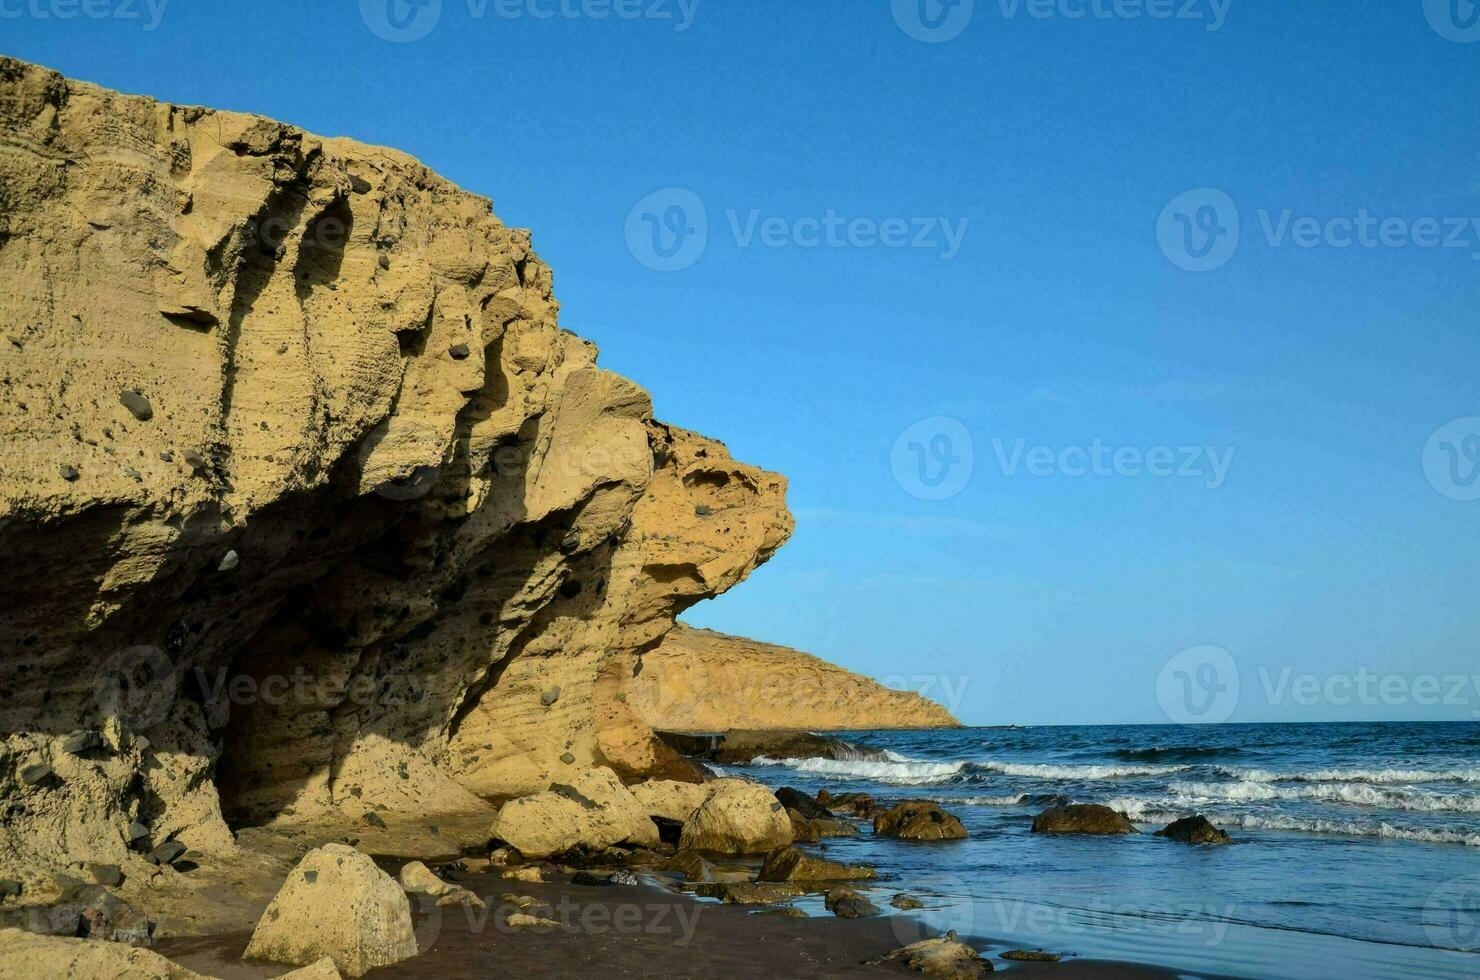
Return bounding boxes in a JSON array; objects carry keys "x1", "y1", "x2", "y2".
[{"x1": 749, "y1": 755, "x2": 965, "y2": 784}]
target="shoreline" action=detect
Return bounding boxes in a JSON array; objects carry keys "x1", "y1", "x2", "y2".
[{"x1": 156, "y1": 873, "x2": 1188, "y2": 979}]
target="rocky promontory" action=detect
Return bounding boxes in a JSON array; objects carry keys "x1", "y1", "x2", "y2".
[
  {"x1": 0, "y1": 55, "x2": 797, "y2": 901},
  {"x1": 623, "y1": 625, "x2": 959, "y2": 732}
]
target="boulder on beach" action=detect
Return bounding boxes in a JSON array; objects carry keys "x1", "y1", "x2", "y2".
[
  {"x1": 678, "y1": 781, "x2": 794, "y2": 855},
  {"x1": 873, "y1": 935, "x2": 994, "y2": 977},
  {"x1": 824, "y1": 885, "x2": 881, "y2": 918},
  {"x1": 757, "y1": 845, "x2": 876, "y2": 883},
  {"x1": 275, "y1": 958, "x2": 345, "y2": 979},
  {"x1": 630, "y1": 779, "x2": 714, "y2": 822},
  {"x1": 694, "y1": 881, "x2": 804, "y2": 905},
  {"x1": 398, "y1": 860, "x2": 454, "y2": 897},
  {"x1": 242, "y1": 844, "x2": 417, "y2": 977},
  {"x1": 775, "y1": 787, "x2": 832, "y2": 820},
  {"x1": 1155, "y1": 815, "x2": 1232, "y2": 845},
  {"x1": 788, "y1": 809, "x2": 821, "y2": 842},
  {"x1": 1030, "y1": 804, "x2": 1137, "y2": 836},
  {"x1": 892, "y1": 893, "x2": 925, "y2": 910},
  {"x1": 0, "y1": 927, "x2": 210, "y2": 978},
  {"x1": 817, "y1": 790, "x2": 881, "y2": 819},
  {"x1": 658, "y1": 850, "x2": 716, "y2": 882},
  {"x1": 874, "y1": 801, "x2": 969, "y2": 841},
  {"x1": 489, "y1": 767, "x2": 661, "y2": 858}
]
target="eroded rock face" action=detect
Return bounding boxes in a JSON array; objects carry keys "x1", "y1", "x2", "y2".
[{"x1": 0, "y1": 56, "x2": 790, "y2": 884}]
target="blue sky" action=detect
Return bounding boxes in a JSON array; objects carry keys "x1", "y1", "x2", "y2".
[{"x1": 8, "y1": 1, "x2": 1478, "y2": 725}]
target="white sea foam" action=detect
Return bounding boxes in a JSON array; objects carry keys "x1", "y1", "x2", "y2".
[
  {"x1": 1225, "y1": 813, "x2": 1480, "y2": 847},
  {"x1": 1218, "y1": 766, "x2": 1480, "y2": 786},
  {"x1": 749, "y1": 755, "x2": 965, "y2": 784},
  {"x1": 979, "y1": 761, "x2": 1190, "y2": 780},
  {"x1": 1168, "y1": 780, "x2": 1480, "y2": 814}
]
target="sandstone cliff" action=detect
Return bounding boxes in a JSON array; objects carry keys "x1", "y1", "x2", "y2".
[
  {"x1": 622, "y1": 626, "x2": 959, "y2": 731},
  {"x1": 0, "y1": 55, "x2": 792, "y2": 898}
]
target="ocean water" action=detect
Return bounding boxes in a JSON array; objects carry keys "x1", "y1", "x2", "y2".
[{"x1": 721, "y1": 723, "x2": 1480, "y2": 979}]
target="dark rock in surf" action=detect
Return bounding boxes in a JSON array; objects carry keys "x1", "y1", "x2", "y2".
[
  {"x1": 1030, "y1": 804, "x2": 1136, "y2": 836},
  {"x1": 1155, "y1": 815, "x2": 1231, "y2": 845}
]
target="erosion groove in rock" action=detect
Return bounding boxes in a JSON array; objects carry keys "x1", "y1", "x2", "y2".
[{"x1": 0, "y1": 56, "x2": 792, "y2": 892}]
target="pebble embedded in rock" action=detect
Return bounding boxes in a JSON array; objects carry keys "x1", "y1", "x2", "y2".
[
  {"x1": 0, "y1": 879, "x2": 20, "y2": 898},
  {"x1": 448, "y1": 343, "x2": 470, "y2": 360},
  {"x1": 363, "y1": 812, "x2": 388, "y2": 829},
  {"x1": 89, "y1": 863, "x2": 124, "y2": 887},
  {"x1": 217, "y1": 550, "x2": 239, "y2": 572},
  {"x1": 559, "y1": 752, "x2": 576, "y2": 765},
  {"x1": 378, "y1": 253, "x2": 391, "y2": 270},
  {"x1": 182, "y1": 449, "x2": 206, "y2": 469},
  {"x1": 148, "y1": 840, "x2": 187, "y2": 865},
  {"x1": 59, "y1": 464, "x2": 79, "y2": 481},
  {"x1": 61, "y1": 731, "x2": 101, "y2": 754},
  {"x1": 127, "y1": 822, "x2": 150, "y2": 844},
  {"x1": 159, "y1": 451, "x2": 173, "y2": 462},
  {"x1": 19, "y1": 764, "x2": 53, "y2": 786},
  {"x1": 119, "y1": 389, "x2": 153, "y2": 421},
  {"x1": 540, "y1": 686, "x2": 561, "y2": 707}
]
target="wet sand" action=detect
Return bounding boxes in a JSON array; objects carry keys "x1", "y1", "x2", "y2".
[{"x1": 156, "y1": 869, "x2": 1189, "y2": 979}]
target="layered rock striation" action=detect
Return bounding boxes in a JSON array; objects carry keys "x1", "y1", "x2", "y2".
[{"x1": 0, "y1": 56, "x2": 791, "y2": 888}]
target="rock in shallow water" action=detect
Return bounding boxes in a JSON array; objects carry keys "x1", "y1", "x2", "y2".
[
  {"x1": 757, "y1": 845, "x2": 874, "y2": 883},
  {"x1": 1030, "y1": 804, "x2": 1137, "y2": 836},
  {"x1": 824, "y1": 886, "x2": 880, "y2": 918},
  {"x1": 874, "y1": 801, "x2": 969, "y2": 841},
  {"x1": 1155, "y1": 814, "x2": 1232, "y2": 844}
]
